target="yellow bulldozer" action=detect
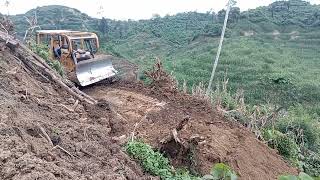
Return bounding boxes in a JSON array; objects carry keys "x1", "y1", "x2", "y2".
[{"x1": 36, "y1": 30, "x2": 117, "y2": 86}]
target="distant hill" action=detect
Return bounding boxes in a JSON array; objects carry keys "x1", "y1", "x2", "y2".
[
  {"x1": 10, "y1": 1, "x2": 320, "y2": 41},
  {"x1": 11, "y1": 5, "x2": 96, "y2": 36},
  {"x1": 8, "y1": 0, "x2": 320, "y2": 111}
]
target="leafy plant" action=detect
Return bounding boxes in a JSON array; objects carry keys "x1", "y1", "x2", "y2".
[
  {"x1": 202, "y1": 163, "x2": 238, "y2": 180},
  {"x1": 30, "y1": 42, "x2": 65, "y2": 77},
  {"x1": 302, "y1": 150, "x2": 320, "y2": 177},
  {"x1": 126, "y1": 141, "x2": 239, "y2": 180},
  {"x1": 276, "y1": 106, "x2": 320, "y2": 152},
  {"x1": 125, "y1": 140, "x2": 200, "y2": 180},
  {"x1": 262, "y1": 129, "x2": 299, "y2": 162},
  {"x1": 126, "y1": 140, "x2": 172, "y2": 178},
  {"x1": 279, "y1": 172, "x2": 314, "y2": 180}
]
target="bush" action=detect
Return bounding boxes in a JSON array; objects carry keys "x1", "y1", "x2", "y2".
[
  {"x1": 126, "y1": 140, "x2": 238, "y2": 180},
  {"x1": 126, "y1": 140, "x2": 200, "y2": 180},
  {"x1": 276, "y1": 106, "x2": 320, "y2": 152},
  {"x1": 126, "y1": 140, "x2": 172, "y2": 178},
  {"x1": 302, "y1": 151, "x2": 320, "y2": 177},
  {"x1": 279, "y1": 172, "x2": 314, "y2": 180},
  {"x1": 262, "y1": 129, "x2": 299, "y2": 162},
  {"x1": 203, "y1": 163, "x2": 238, "y2": 180},
  {"x1": 30, "y1": 43, "x2": 65, "y2": 77}
]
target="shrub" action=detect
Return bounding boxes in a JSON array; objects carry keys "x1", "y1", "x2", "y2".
[
  {"x1": 203, "y1": 163, "x2": 238, "y2": 180},
  {"x1": 126, "y1": 140, "x2": 172, "y2": 178},
  {"x1": 302, "y1": 151, "x2": 320, "y2": 177},
  {"x1": 262, "y1": 129, "x2": 299, "y2": 162},
  {"x1": 276, "y1": 106, "x2": 320, "y2": 152},
  {"x1": 126, "y1": 140, "x2": 200, "y2": 180},
  {"x1": 30, "y1": 43, "x2": 65, "y2": 77},
  {"x1": 279, "y1": 172, "x2": 314, "y2": 180},
  {"x1": 126, "y1": 140, "x2": 238, "y2": 180}
]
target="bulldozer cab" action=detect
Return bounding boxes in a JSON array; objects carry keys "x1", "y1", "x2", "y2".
[{"x1": 36, "y1": 30, "x2": 117, "y2": 86}]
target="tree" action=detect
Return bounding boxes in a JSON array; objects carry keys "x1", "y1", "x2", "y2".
[
  {"x1": 229, "y1": 7, "x2": 240, "y2": 23},
  {"x1": 269, "y1": 4, "x2": 275, "y2": 18},
  {"x1": 99, "y1": 17, "x2": 108, "y2": 36}
]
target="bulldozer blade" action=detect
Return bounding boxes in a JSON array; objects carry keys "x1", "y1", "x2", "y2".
[{"x1": 76, "y1": 55, "x2": 118, "y2": 86}]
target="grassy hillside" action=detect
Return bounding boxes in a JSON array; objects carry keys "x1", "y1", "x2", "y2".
[
  {"x1": 9, "y1": 0, "x2": 320, "y2": 110},
  {"x1": 100, "y1": 0, "x2": 320, "y2": 111}
]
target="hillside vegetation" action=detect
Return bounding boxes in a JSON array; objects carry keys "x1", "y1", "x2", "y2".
[
  {"x1": 13, "y1": 1, "x2": 319, "y2": 109},
  {"x1": 7, "y1": 0, "x2": 320, "y2": 177}
]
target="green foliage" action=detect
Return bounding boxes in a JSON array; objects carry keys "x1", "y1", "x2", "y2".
[
  {"x1": 9, "y1": 1, "x2": 320, "y2": 108},
  {"x1": 262, "y1": 129, "x2": 299, "y2": 162},
  {"x1": 30, "y1": 43, "x2": 65, "y2": 77},
  {"x1": 126, "y1": 140, "x2": 172, "y2": 178},
  {"x1": 30, "y1": 43, "x2": 49, "y2": 60},
  {"x1": 203, "y1": 163, "x2": 238, "y2": 180},
  {"x1": 279, "y1": 172, "x2": 314, "y2": 180},
  {"x1": 126, "y1": 141, "x2": 238, "y2": 180},
  {"x1": 125, "y1": 140, "x2": 200, "y2": 180},
  {"x1": 276, "y1": 106, "x2": 320, "y2": 152},
  {"x1": 50, "y1": 60, "x2": 65, "y2": 77},
  {"x1": 301, "y1": 151, "x2": 320, "y2": 177}
]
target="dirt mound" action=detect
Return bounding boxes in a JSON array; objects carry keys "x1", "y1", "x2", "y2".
[
  {"x1": 0, "y1": 32, "x2": 154, "y2": 179},
  {"x1": 144, "y1": 59, "x2": 178, "y2": 97},
  {"x1": 84, "y1": 79, "x2": 298, "y2": 179}
]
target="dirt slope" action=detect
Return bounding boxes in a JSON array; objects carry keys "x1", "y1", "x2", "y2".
[
  {"x1": 84, "y1": 79, "x2": 298, "y2": 180},
  {"x1": 0, "y1": 37, "x2": 154, "y2": 179},
  {"x1": 0, "y1": 32, "x2": 297, "y2": 180}
]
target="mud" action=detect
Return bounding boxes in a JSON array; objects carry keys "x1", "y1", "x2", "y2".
[
  {"x1": 84, "y1": 78, "x2": 298, "y2": 179},
  {"x1": 0, "y1": 46, "x2": 155, "y2": 180}
]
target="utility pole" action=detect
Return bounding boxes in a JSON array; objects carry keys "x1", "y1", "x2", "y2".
[
  {"x1": 4, "y1": 0, "x2": 10, "y2": 15},
  {"x1": 206, "y1": 0, "x2": 233, "y2": 94}
]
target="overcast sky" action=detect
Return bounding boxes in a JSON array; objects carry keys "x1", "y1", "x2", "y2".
[{"x1": 0, "y1": 0, "x2": 319, "y2": 20}]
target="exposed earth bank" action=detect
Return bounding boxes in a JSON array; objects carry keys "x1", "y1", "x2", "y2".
[{"x1": 0, "y1": 32, "x2": 297, "y2": 180}]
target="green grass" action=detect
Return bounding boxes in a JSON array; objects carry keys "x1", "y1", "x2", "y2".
[{"x1": 103, "y1": 33, "x2": 320, "y2": 112}]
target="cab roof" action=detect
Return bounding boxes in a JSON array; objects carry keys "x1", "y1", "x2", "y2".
[
  {"x1": 36, "y1": 30, "x2": 97, "y2": 39},
  {"x1": 36, "y1": 30, "x2": 80, "y2": 34}
]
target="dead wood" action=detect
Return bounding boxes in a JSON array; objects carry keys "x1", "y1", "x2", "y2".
[
  {"x1": 53, "y1": 145, "x2": 74, "y2": 157},
  {"x1": 37, "y1": 124, "x2": 54, "y2": 146}
]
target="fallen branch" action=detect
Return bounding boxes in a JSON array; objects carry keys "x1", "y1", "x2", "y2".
[
  {"x1": 72, "y1": 100, "x2": 79, "y2": 110},
  {"x1": 53, "y1": 145, "x2": 74, "y2": 157},
  {"x1": 0, "y1": 30, "x2": 19, "y2": 49},
  {"x1": 0, "y1": 22, "x2": 9, "y2": 35},
  {"x1": 13, "y1": 55, "x2": 50, "y2": 82},
  {"x1": 80, "y1": 148, "x2": 102, "y2": 162},
  {"x1": 37, "y1": 124, "x2": 53, "y2": 146},
  {"x1": 172, "y1": 129, "x2": 181, "y2": 143},
  {"x1": 35, "y1": 98, "x2": 75, "y2": 112}
]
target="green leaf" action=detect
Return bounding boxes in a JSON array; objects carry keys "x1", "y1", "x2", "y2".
[
  {"x1": 298, "y1": 172, "x2": 314, "y2": 180},
  {"x1": 278, "y1": 175, "x2": 298, "y2": 180},
  {"x1": 210, "y1": 163, "x2": 238, "y2": 180}
]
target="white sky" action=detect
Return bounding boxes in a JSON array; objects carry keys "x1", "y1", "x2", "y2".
[{"x1": 1, "y1": 0, "x2": 319, "y2": 20}]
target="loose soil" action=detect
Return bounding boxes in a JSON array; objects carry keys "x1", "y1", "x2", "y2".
[
  {"x1": 0, "y1": 35, "x2": 297, "y2": 180},
  {"x1": 0, "y1": 45, "x2": 155, "y2": 180},
  {"x1": 83, "y1": 78, "x2": 298, "y2": 179}
]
